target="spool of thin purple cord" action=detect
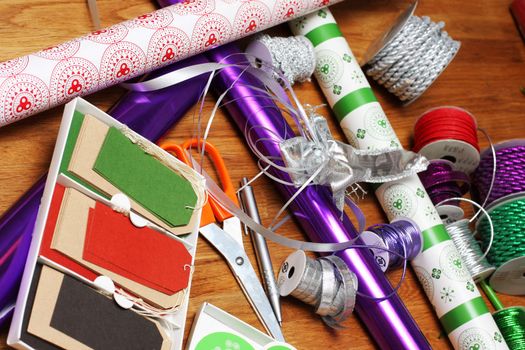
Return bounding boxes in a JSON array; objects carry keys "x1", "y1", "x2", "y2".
[
  {"x1": 472, "y1": 139, "x2": 525, "y2": 206},
  {"x1": 418, "y1": 159, "x2": 470, "y2": 206}
]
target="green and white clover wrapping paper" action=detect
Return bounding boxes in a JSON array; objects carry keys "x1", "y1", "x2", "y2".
[{"x1": 290, "y1": 8, "x2": 508, "y2": 350}]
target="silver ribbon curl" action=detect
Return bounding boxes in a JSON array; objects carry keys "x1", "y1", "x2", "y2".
[{"x1": 279, "y1": 114, "x2": 429, "y2": 211}]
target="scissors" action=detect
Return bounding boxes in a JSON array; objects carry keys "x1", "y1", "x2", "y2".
[{"x1": 161, "y1": 139, "x2": 284, "y2": 342}]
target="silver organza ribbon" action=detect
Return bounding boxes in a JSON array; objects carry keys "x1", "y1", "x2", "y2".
[{"x1": 280, "y1": 115, "x2": 429, "y2": 211}]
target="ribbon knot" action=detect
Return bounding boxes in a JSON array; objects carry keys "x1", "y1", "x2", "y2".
[{"x1": 279, "y1": 114, "x2": 429, "y2": 212}]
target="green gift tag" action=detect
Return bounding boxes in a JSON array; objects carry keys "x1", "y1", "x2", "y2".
[
  {"x1": 264, "y1": 342, "x2": 296, "y2": 350},
  {"x1": 94, "y1": 127, "x2": 197, "y2": 227}
]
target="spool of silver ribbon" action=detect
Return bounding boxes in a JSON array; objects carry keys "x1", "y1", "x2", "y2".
[
  {"x1": 277, "y1": 250, "x2": 358, "y2": 327},
  {"x1": 246, "y1": 34, "x2": 316, "y2": 85}
]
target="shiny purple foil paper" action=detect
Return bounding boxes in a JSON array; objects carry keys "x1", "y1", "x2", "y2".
[
  {"x1": 207, "y1": 43, "x2": 430, "y2": 350},
  {"x1": 0, "y1": 54, "x2": 209, "y2": 327}
]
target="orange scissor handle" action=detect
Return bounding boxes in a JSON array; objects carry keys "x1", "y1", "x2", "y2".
[
  {"x1": 181, "y1": 138, "x2": 239, "y2": 222},
  {"x1": 160, "y1": 142, "x2": 216, "y2": 227}
]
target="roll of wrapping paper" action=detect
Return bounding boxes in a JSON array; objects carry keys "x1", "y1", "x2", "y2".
[
  {"x1": 207, "y1": 43, "x2": 430, "y2": 350},
  {"x1": 290, "y1": 9, "x2": 509, "y2": 350},
  {"x1": 0, "y1": 54, "x2": 210, "y2": 325},
  {"x1": 0, "y1": 0, "x2": 345, "y2": 127}
]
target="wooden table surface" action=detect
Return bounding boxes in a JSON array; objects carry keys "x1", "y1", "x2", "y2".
[{"x1": 0, "y1": 0, "x2": 524, "y2": 349}]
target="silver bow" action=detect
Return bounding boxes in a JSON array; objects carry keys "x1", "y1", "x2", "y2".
[{"x1": 279, "y1": 115, "x2": 429, "y2": 211}]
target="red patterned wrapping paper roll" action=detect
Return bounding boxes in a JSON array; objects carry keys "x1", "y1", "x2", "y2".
[{"x1": 0, "y1": 0, "x2": 343, "y2": 127}]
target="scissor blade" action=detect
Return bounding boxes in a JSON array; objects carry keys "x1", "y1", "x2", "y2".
[
  {"x1": 199, "y1": 224, "x2": 285, "y2": 342},
  {"x1": 222, "y1": 216, "x2": 243, "y2": 247}
]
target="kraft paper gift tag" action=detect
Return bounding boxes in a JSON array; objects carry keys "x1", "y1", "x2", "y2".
[
  {"x1": 42, "y1": 184, "x2": 186, "y2": 309},
  {"x1": 67, "y1": 114, "x2": 198, "y2": 235},
  {"x1": 27, "y1": 265, "x2": 171, "y2": 350},
  {"x1": 83, "y1": 201, "x2": 192, "y2": 294}
]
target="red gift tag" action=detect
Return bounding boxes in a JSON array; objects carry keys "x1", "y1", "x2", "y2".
[
  {"x1": 40, "y1": 184, "x2": 98, "y2": 282},
  {"x1": 83, "y1": 202, "x2": 192, "y2": 294}
]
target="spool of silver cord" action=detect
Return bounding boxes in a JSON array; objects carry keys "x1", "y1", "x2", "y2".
[
  {"x1": 365, "y1": 15, "x2": 460, "y2": 103},
  {"x1": 445, "y1": 219, "x2": 495, "y2": 282}
]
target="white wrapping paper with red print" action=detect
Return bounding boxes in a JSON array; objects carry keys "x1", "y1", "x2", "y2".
[{"x1": 0, "y1": 0, "x2": 341, "y2": 127}]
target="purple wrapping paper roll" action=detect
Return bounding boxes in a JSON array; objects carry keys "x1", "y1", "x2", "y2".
[
  {"x1": 0, "y1": 306, "x2": 14, "y2": 330},
  {"x1": 0, "y1": 177, "x2": 43, "y2": 328},
  {"x1": 0, "y1": 54, "x2": 209, "y2": 327},
  {"x1": 0, "y1": 231, "x2": 31, "y2": 314},
  {"x1": 206, "y1": 43, "x2": 430, "y2": 350}
]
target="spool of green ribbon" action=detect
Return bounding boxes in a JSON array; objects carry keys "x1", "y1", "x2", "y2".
[
  {"x1": 477, "y1": 194, "x2": 525, "y2": 295},
  {"x1": 493, "y1": 307, "x2": 525, "y2": 350},
  {"x1": 480, "y1": 281, "x2": 525, "y2": 349}
]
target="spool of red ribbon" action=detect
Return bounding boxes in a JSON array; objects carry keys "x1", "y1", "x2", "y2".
[{"x1": 413, "y1": 106, "x2": 481, "y2": 174}]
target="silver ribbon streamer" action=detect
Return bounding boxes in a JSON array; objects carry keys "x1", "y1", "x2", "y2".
[{"x1": 279, "y1": 114, "x2": 429, "y2": 211}]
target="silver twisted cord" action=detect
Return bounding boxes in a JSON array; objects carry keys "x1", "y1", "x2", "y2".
[
  {"x1": 366, "y1": 16, "x2": 460, "y2": 103},
  {"x1": 445, "y1": 219, "x2": 495, "y2": 282}
]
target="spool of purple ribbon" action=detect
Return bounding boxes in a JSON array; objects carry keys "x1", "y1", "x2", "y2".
[
  {"x1": 367, "y1": 219, "x2": 422, "y2": 269},
  {"x1": 418, "y1": 159, "x2": 470, "y2": 206}
]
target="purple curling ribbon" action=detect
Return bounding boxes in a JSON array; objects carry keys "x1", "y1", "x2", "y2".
[
  {"x1": 0, "y1": 53, "x2": 209, "y2": 327},
  {"x1": 206, "y1": 43, "x2": 430, "y2": 350},
  {"x1": 418, "y1": 160, "x2": 470, "y2": 206}
]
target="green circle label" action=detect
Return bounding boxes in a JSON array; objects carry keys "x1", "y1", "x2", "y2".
[
  {"x1": 265, "y1": 344, "x2": 295, "y2": 350},
  {"x1": 196, "y1": 332, "x2": 255, "y2": 350}
]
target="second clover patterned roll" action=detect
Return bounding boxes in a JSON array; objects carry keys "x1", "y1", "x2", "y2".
[
  {"x1": 0, "y1": 0, "x2": 344, "y2": 127},
  {"x1": 291, "y1": 8, "x2": 399, "y2": 150},
  {"x1": 290, "y1": 8, "x2": 509, "y2": 350}
]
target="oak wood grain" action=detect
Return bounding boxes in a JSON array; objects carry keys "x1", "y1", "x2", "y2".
[{"x1": 0, "y1": 0, "x2": 524, "y2": 349}]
